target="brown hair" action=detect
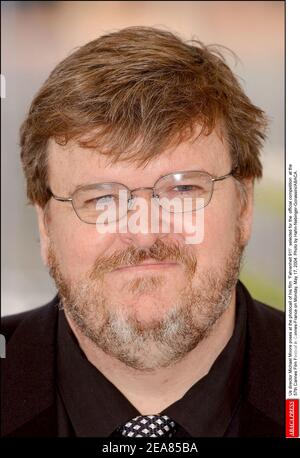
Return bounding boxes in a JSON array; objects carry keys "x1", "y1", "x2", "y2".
[{"x1": 20, "y1": 26, "x2": 268, "y2": 207}]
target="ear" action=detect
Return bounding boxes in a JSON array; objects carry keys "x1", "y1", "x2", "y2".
[
  {"x1": 35, "y1": 204, "x2": 50, "y2": 266},
  {"x1": 238, "y1": 178, "x2": 254, "y2": 246}
]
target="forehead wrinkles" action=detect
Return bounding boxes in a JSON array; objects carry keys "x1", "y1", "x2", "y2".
[{"x1": 47, "y1": 125, "x2": 231, "y2": 192}]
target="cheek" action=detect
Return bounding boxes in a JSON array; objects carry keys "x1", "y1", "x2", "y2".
[
  {"x1": 49, "y1": 217, "x2": 117, "y2": 281},
  {"x1": 192, "y1": 195, "x2": 240, "y2": 265}
]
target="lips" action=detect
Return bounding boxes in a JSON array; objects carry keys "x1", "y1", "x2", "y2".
[{"x1": 112, "y1": 261, "x2": 179, "y2": 272}]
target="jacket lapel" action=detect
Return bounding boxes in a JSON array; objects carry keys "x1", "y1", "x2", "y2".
[{"x1": 237, "y1": 281, "x2": 285, "y2": 435}]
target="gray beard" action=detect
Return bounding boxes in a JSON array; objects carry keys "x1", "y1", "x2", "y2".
[{"x1": 49, "y1": 237, "x2": 244, "y2": 372}]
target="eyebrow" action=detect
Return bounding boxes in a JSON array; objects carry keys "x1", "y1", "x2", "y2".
[
  {"x1": 69, "y1": 179, "x2": 115, "y2": 194},
  {"x1": 68, "y1": 168, "x2": 216, "y2": 194},
  {"x1": 69, "y1": 180, "x2": 125, "y2": 194}
]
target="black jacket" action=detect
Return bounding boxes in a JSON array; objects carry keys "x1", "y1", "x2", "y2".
[{"x1": 1, "y1": 281, "x2": 285, "y2": 437}]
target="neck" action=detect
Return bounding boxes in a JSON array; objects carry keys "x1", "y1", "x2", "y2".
[{"x1": 65, "y1": 288, "x2": 236, "y2": 415}]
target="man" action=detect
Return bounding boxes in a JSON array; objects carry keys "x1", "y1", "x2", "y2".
[{"x1": 1, "y1": 26, "x2": 284, "y2": 437}]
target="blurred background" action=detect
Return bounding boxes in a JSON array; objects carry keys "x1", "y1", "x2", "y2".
[{"x1": 1, "y1": 1, "x2": 284, "y2": 316}]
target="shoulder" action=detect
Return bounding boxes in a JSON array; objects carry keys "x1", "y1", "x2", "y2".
[
  {"x1": 238, "y1": 280, "x2": 284, "y2": 335},
  {"x1": 1, "y1": 295, "x2": 61, "y2": 343},
  {"x1": 252, "y1": 296, "x2": 284, "y2": 321},
  {"x1": 238, "y1": 280, "x2": 284, "y2": 372},
  {"x1": 246, "y1": 292, "x2": 284, "y2": 381},
  {"x1": 250, "y1": 297, "x2": 284, "y2": 331}
]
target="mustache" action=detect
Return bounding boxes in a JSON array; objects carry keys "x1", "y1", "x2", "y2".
[{"x1": 89, "y1": 239, "x2": 197, "y2": 279}]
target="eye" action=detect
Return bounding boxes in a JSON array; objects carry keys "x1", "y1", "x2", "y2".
[
  {"x1": 98, "y1": 195, "x2": 115, "y2": 203},
  {"x1": 173, "y1": 185, "x2": 203, "y2": 193},
  {"x1": 86, "y1": 194, "x2": 116, "y2": 206},
  {"x1": 174, "y1": 185, "x2": 194, "y2": 192}
]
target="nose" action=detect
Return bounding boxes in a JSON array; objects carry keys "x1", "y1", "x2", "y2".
[
  {"x1": 120, "y1": 188, "x2": 168, "y2": 250},
  {"x1": 124, "y1": 230, "x2": 162, "y2": 250}
]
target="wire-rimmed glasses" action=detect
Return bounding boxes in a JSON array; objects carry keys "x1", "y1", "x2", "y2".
[{"x1": 48, "y1": 168, "x2": 236, "y2": 224}]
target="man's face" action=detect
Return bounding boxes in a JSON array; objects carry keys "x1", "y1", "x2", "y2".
[{"x1": 37, "y1": 126, "x2": 253, "y2": 371}]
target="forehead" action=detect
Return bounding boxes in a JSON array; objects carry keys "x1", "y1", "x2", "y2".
[{"x1": 47, "y1": 127, "x2": 231, "y2": 193}]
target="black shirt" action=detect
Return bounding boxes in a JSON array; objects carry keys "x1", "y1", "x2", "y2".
[{"x1": 56, "y1": 286, "x2": 247, "y2": 437}]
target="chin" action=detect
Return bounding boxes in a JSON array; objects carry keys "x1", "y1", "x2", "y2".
[{"x1": 122, "y1": 295, "x2": 172, "y2": 321}]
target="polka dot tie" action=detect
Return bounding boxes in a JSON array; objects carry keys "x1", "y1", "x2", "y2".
[{"x1": 116, "y1": 414, "x2": 177, "y2": 438}]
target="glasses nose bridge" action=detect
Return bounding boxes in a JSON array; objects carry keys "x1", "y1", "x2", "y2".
[{"x1": 129, "y1": 186, "x2": 156, "y2": 198}]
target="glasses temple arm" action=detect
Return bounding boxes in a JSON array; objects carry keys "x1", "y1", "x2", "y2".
[
  {"x1": 47, "y1": 188, "x2": 72, "y2": 202},
  {"x1": 212, "y1": 167, "x2": 238, "y2": 183}
]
